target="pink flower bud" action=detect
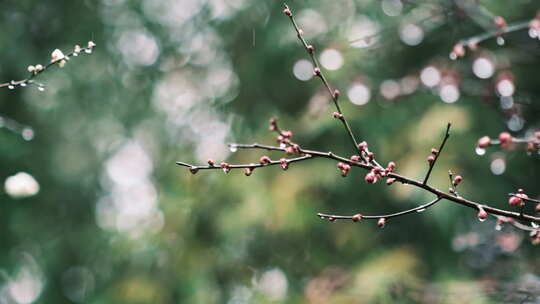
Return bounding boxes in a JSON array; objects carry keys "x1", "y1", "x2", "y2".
[
  {"x1": 280, "y1": 158, "x2": 289, "y2": 170},
  {"x1": 377, "y1": 218, "x2": 386, "y2": 228},
  {"x1": 350, "y1": 155, "x2": 360, "y2": 162},
  {"x1": 386, "y1": 178, "x2": 396, "y2": 185},
  {"x1": 365, "y1": 172, "x2": 377, "y2": 184},
  {"x1": 494, "y1": 16, "x2": 507, "y2": 28},
  {"x1": 477, "y1": 136, "x2": 491, "y2": 148},
  {"x1": 283, "y1": 7, "x2": 292, "y2": 16},
  {"x1": 387, "y1": 161, "x2": 396, "y2": 171},
  {"x1": 499, "y1": 132, "x2": 512, "y2": 148},
  {"x1": 207, "y1": 159, "x2": 215, "y2": 166},
  {"x1": 431, "y1": 148, "x2": 439, "y2": 155},
  {"x1": 220, "y1": 162, "x2": 231, "y2": 174},
  {"x1": 285, "y1": 146, "x2": 294, "y2": 155},
  {"x1": 260, "y1": 156, "x2": 272, "y2": 165},
  {"x1": 367, "y1": 152, "x2": 374, "y2": 161},
  {"x1": 508, "y1": 195, "x2": 523, "y2": 206},
  {"x1": 332, "y1": 112, "x2": 343, "y2": 119},
  {"x1": 535, "y1": 131, "x2": 540, "y2": 140},
  {"x1": 292, "y1": 144, "x2": 300, "y2": 153},
  {"x1": 536, "y1": 203, "x2": 540, "y2": 213},
  {"x1": 244, "y1": 167, "x2": 253, "y2": 176},
  {"x1": 352, "y1": 214, "x2": 363, "y2": 222},
  {"x1": 451, "y1": 43, "x2": 466, "y2": 58},
  {"x1": 527, "y1": 141, "x2": 535, "y2": 152},
  {"x1": 477, "y1": 208, "x2": 488, "y2": 221},
  {"x1": 453, "y1": 175, "x2": 463, "y2": 186},
  {"x1": 282, "y1": 130, "x2": 293, "y2": 138},
  {"x1": 357, "y1": 141, "x2": 368, "y2": 152},
  {"x1": 333, "y1": 89, "x2": 340, "y2": 99},
  {"x1": 427, "y1": 155, "x2": 435, "y2": 164},
  {"x1": 313, "y1": 67, "x2": 321, "y2": 76},
  {"x1": 189, "y1": 166, "x2": 199, "y2": 174},
  {"x1": 306, "y1": 45, "x2": 315, "y2": 53},
  {"x1": 340, "y1": 164, "x2": 351, "y2": 177}
]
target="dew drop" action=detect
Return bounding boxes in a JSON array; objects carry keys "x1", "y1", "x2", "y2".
[
  {"x1": 416, "y1": 208, "x2": 426, "y2": 213},
  {"x1": 478, "y1": 216, "x2": 487, "y2": 222},
  {"x1": 449, "y1": 52, "x2": 457, "y2": 60},
  {"x1": 22, "y1": 128, "x2": 34, "y2": 141},
  {"x1": 229, "y1": 145, "x2": 238, "y2": 153},
  {"x1": 20, "y1": 82, "x2": 27, "y2": 87},
  {"x1": 37, "y1": 86, "x2": 45, "y2": 92},
  {"x1": 495, "y1": 224, "x2": 502, "y2": 231},
  {"x1": 496, "y1": 37, "x2": 505, "y2": 46},
  {"x1": 530, "y1": 28, "x2": 538, "y2": 38},
  {"x1": 475, "y1": 147, "x2": 486, "y2": 156},
  {"x1": 85, "y1": 49, "x2": 92, "y2": 54},
  {"x1": 8, "y1": 85, "x2": 14, "y2": 89}
]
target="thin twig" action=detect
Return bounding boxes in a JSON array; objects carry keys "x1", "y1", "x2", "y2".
[
  {"x1": 318, "y1": 197, "x2": 442, "y2": 221},
  {"x1": 423, "y1": 123, "x2": 451, "y2": 185}
]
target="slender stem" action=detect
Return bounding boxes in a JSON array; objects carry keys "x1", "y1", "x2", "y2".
[
  {"x1": 458, "y1": 21, "x2": 530, "y2": 47},
  {"x1": 318, "y1": 197, "x2": 442, "y2": 221},
  {"x1": 423, "y1": 123, "x2": 451, "y2": 185},
  {"x1": 176, "y1": 154, "x2": 312, "y2": 171}
]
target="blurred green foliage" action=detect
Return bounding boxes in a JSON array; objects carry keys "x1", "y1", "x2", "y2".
[{"x1": 1, "y1": 0, "x2": 540, "y2": 303}]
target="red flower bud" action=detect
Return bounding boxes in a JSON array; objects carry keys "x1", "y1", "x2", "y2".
[
  {"x1": 365, "y1": 172, "x2": 377, "y2": 184},
  {"x1": 332, "y1": 112, "x2": 343, "y2": 119},
  {"x1": 280, "y1": 158, "x2": 289, "y2": 170},
  {"x1": 285, "y1": 146, "x2": 294, "y2": 155},
  {"x1": 499, "y1": 132, "x2": 512, "y2": 148},
  {"x1": 220, "y1": 162, "x2": 231, "y2": 174},
  {"x1": 452, "y1": 43, "x2": 465, "y2": 58},
  {"x1": 508, "y1": 195, "x2": 523, "y2": 206},
  {"x1": 357, "y1": 141, "x2": 368, "y2": 152},
  {"x1": 189, "y1": 166, "x2": 199, "y2": 174},
  {"x1": 260, "y1": 156, "x2": 272, "y2": 165},
  {"x1": 352, "y1": 214, "x2": 363, "y2": 222},
  {"x1": 283, "y1": 7, "x2": 292, "y2": 16},
  {"x1": 477, "y1": 136, "x2": 491, "y2": 148},
  {"x1": 477, "y1": 208, "x2": 488, "y2": 221},
  {"x1": 306, "y1": 45, "x2": 315, "y2": 53},
  {"x1": 494, "y1": 16, "x2": 507, "y2": 28},
  {"x1": 207, "y1": 159, "x2": 215, "y2": 166}
]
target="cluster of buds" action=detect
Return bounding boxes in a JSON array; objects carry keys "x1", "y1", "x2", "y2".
[
  {"x1": 508, "y1": 189, "x2": 528, "y2": 206},
  {"x1": 337, "y1": 162, "x2": 351, "y2": 177}
]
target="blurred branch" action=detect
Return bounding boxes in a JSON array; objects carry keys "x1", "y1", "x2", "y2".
[
  {"x1": 423, "y1": 123, "x2": 451, "y2": 185},
  {"x1": 0, "y1": 41, "x2": 96, "y2": 90}
]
